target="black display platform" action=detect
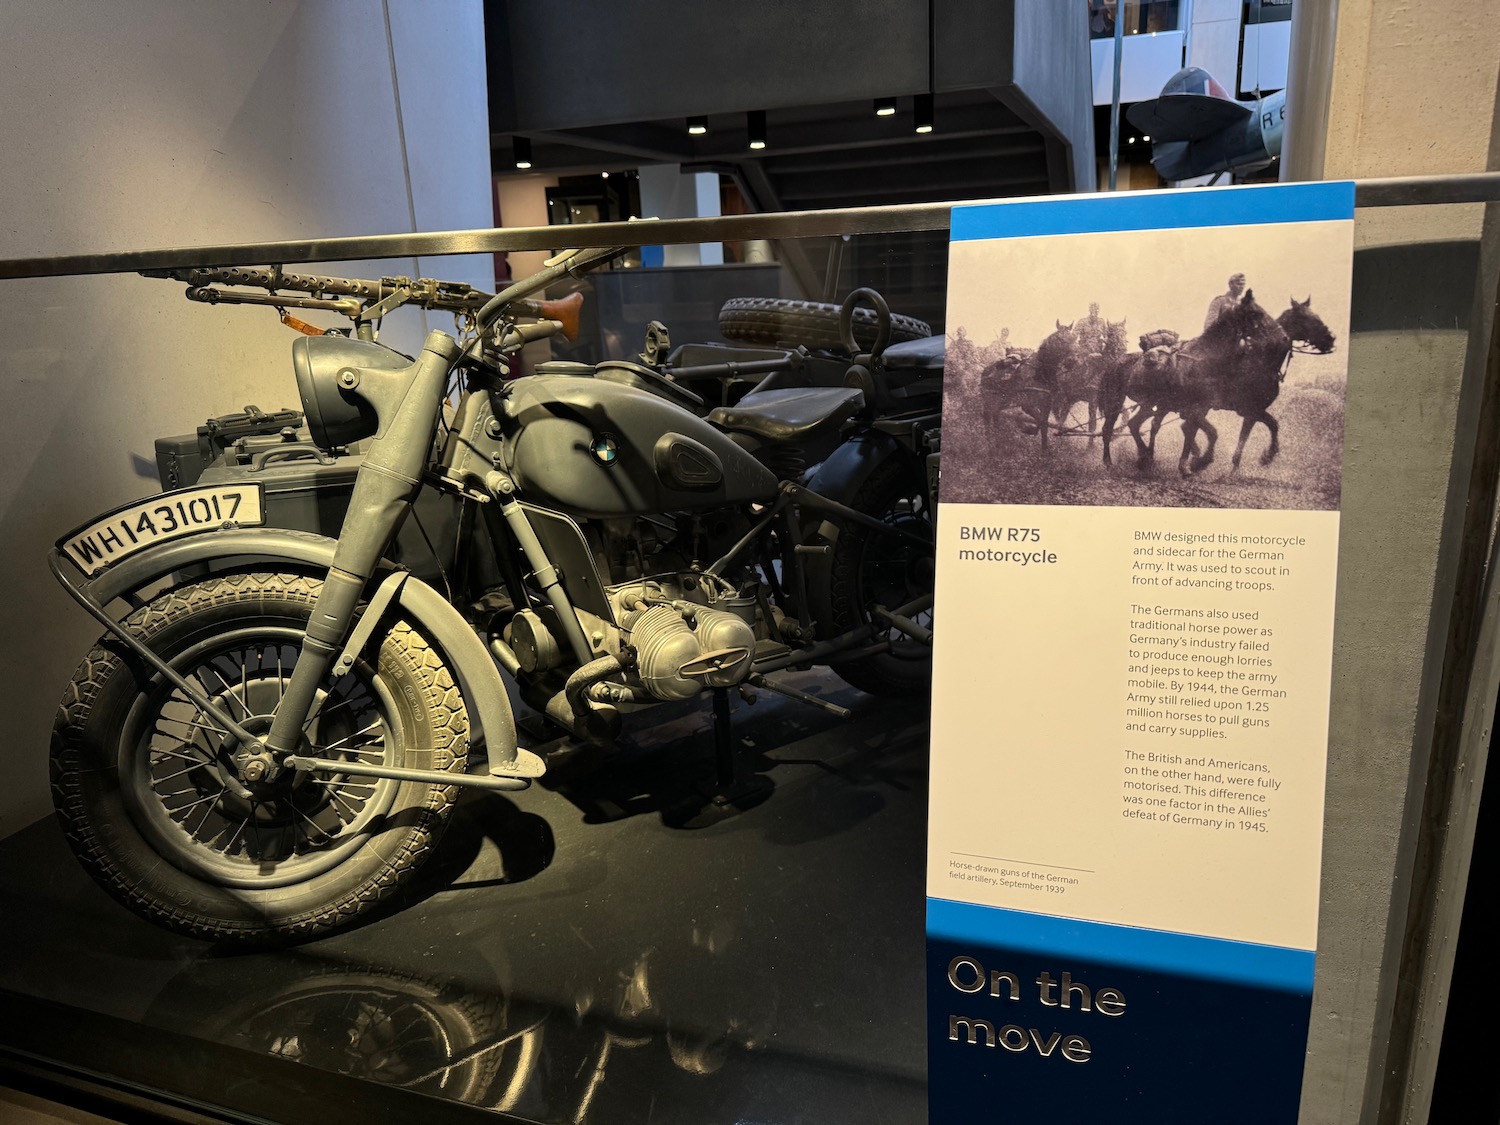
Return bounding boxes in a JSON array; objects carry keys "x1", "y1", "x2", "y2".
[{"x1": 0, "y1": 671, "x2": 930, "y2": 1124}]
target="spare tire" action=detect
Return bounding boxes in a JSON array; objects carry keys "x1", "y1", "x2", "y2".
[{"x1": 719, "y1": 296, "x2": 931, "y2": 352}]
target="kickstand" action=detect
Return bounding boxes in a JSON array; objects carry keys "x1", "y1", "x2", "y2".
[{"x1": 695, "y1": 687, "x2": 772, "y2": 811}]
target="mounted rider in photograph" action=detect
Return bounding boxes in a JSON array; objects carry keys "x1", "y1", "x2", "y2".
[{"x1": 1204, "y1": 273, "x2": 1248, "y2": 330}]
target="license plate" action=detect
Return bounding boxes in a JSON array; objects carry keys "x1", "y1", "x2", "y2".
[{"x1": 59, "y1": 483, "x2": 265, "y2": 577}]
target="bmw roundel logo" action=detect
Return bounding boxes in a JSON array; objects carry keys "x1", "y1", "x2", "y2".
[{"x1": 590, "y1": 434, "x2": 619, "y2": 465}]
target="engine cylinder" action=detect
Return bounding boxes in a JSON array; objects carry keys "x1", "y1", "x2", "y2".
[{"x1": 630, "y1": 604, "x2": 755, "y2": 700}]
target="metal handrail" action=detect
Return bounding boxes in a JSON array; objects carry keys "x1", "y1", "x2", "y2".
[{"x1": 1, "y1": 172, "x2": 1497, "y2": 281}]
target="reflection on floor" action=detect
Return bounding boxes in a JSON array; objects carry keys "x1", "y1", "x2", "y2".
[{"x1": 0, "y1": 670, "x2": 931, "y2": 1124}]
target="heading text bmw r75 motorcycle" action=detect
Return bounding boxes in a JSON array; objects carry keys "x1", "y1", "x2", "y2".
[{"x1": 49, "y1": 248, "x2": 936, "y2": 943}]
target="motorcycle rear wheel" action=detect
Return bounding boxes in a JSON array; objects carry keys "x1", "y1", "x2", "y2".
[
  {"x1": 50, "y1": 572, "x2": 468, "y2": 945},
  {"x1": 821, "y1": 458, "x2": 935, "y2": 697}
]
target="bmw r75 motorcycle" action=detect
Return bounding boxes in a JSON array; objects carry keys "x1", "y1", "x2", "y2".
[{"x1": 49, "y1": 248, "x2": 935, "y2": 943}]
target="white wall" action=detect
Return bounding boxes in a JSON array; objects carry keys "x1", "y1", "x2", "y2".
[
  {"x1": 1091, "y1": 31, "x2": 1187, "y2": 105},
  {"x1": 1185, "y1": 0, "x2": 1245, "y2": 90},
  {"x1": 0, "y1": 0, "x2": 494, "y2": 838},
  {"x1": 495, "y1": 173, "x2": 560, "y2": 285}
]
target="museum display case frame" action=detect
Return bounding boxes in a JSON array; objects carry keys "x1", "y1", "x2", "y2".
[{"x1": 1, "y1": 174, "x2": 1499, "y2": 1123}]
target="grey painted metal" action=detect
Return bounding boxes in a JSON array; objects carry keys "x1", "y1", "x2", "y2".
[
  {"x1": 72, "y1": 527, "x2": 523, "y2": 778},
  {"x1": 4, "y1": 174, "x2": 1500, "y2": 281},
  {"x1": 1353, "y1": 173, "x2": 1500, "y2": 207},
  {"x1": 263, "y1": 332, "x2": 460, "y2": 759},
  {"x1": 283, "y1": 755, "x2": 529, "y2": 793},
  {"x1": 487, "y1": 474, "x2": 596, "y2": 667}
]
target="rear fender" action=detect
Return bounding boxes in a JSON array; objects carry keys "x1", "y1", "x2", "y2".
[{"x1": 72, "y1": 528, "x2": 519, "y2": 772}]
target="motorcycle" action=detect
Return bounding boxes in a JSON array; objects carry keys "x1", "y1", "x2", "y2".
[{"x1": 47, "y1": 248, "x2": 936, "y2": 944}]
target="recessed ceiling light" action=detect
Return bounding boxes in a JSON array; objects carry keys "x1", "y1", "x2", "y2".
[
  {"x1": 513, "y1": 136, "x2": 532, "y2": 170},
  {"x1": 748, "y1": 109, "x2": 767, "y2": 150},
  {"x1": 687, "y1": 115, "x2": 708, "y2": 135},
  {"x1": 874, "y1": 97, "x2": 897, "y2": 117},
  {"x1": 914, "y1": 93, "x2": 934, "y2": 134}
]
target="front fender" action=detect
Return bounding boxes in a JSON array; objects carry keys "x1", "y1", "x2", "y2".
[{"x1": 72, "y1": 528, "x2": 519, "y2": 773}]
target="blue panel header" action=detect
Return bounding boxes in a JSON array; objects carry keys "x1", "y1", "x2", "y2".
[
  {"x1": 951, "y1": 181, "x2": 1355, "y2": 241},
  {"x1": 927, "y1": 898, "x2": 1314, "y2": 994}
]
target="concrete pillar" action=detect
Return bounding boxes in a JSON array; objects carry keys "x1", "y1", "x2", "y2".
[
  {"x1": 636, "y1": 164, "x2": 723, "y2": 266},
  {"x1": 1277, "y1": 4, "x2": 1500, "y2": 1122}
]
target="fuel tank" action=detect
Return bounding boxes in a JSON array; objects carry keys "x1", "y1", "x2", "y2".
[{"x1": 492, "y1": 374, "x2": 779, "y2": 517}]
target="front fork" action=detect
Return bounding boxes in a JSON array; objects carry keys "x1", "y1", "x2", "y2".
[{"x1": 252, "y1": 331, "x2": 461, "y2": 768}]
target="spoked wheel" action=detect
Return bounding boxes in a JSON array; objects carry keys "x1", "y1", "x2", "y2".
[
  {"x1": 194, "y1": 967, "x2": 522, "y2": 1102},
  {"x1": 126, "y1": 633, "x2": 400, "y2": 883},
  {"x1": 820, "y1": 457, "x2": 935, "y2": 696},
  {"x1": 51, "y1": 572, "x2": 468, "y2": 944}
]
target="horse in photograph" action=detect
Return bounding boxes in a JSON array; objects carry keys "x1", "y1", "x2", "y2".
[
  {"x1": 1011, "y1": 320, "x2": 1079, "y2": 449},
  {"x1": 1098, "y1": 338, "x2": 1219, "y2": 476},
  {"x1": 1053, "y1": 318, "x2": 1127, "y2": 448},
  {"x1": 1100, "y1": 292, "x2": 1300, "y2": 477},
  {"x1": 1279, "y1": 296, "x2": 1336, "y2": 354},
  {"x1": 1098, "y1": 329, "x2": 1185, "y2": 468},
  {"x1": 997, "y1": 318, "x2": 1093, "y2": 449},
  {"x1": 1100, "y1": 294, "x2": 1340, "y2": 476},
  {"x1": 977, "y1": 349, "x2": 1051, "y2": 439},
  {"x1": 1202, "y1": 293, "x2": 1335, "y2": 470}
]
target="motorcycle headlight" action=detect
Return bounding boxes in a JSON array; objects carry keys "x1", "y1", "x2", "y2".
[{"x1": 292, "y1": 336, "x2": 406, "y2": 449}]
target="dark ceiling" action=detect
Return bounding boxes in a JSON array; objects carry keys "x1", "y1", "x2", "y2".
[
  {"x1": 484, "y1": 0, "x2": 1094, "y2": 215},
  {"x1": 489, "y1": 90, "x2": 1055, "y2": 212}
]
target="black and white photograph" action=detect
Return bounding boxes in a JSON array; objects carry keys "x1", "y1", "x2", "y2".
[{"x1": 940, "y1": 217, "x2": 1352, "y2": 510}]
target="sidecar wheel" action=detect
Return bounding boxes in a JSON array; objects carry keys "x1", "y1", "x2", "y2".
[
  {"x1": 821, "y1": 458, "x2": 935, "y2": 697},
  {"x1": 50, "y1": 572, "x2": 468, "y2": 945},
  {"x1": 719, "y1": 297, "x2": 932, "y2": 352}
]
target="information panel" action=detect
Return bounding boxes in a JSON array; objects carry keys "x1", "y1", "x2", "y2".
[{"x1": 926, "y1": 183, "x2": 1354, "y2": 1122}]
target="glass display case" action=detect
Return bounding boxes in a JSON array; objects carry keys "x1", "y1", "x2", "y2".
[{"x1": 0, "y1": 217, "x2": 948, "y2": 1124}]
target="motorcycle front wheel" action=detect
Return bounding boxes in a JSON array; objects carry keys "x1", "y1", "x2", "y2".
[
  {"x1": 819, "y1": 457, "x2": 936, "y2": 697},
  {"x1": 51, "y1": 572, "x2": 468, "y2": 944}
]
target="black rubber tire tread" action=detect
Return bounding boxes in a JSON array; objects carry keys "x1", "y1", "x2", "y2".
[
  {"x1": 50, "y1": 572, "x2": 468, "y2": 945},
  {"x1": 718, "y1": 296, "x2": 931, "y2": 351},
  {"x1": 822, "y1": 457, "x2": 934, "y2": 697}
]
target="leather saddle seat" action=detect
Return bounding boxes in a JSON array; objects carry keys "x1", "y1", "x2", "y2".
[
  {"x1": 879, "y1": 334, "x2": 946, "y2": 371},
  {"x1": 707, "y1": 386, "x2": 865, "y2": 444},
  {"x1": 850, "y1": 334, "x2": 945, "y2": 413}
]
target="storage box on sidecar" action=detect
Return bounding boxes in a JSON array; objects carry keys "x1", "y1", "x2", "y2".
[{"x1": 155, "y1": 408, "x2": 457, "y2": 585}]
